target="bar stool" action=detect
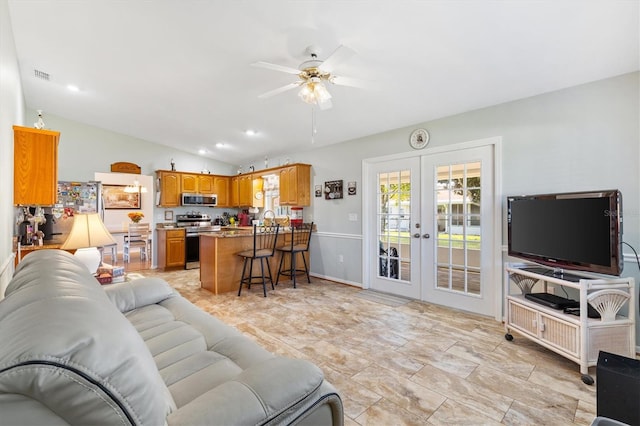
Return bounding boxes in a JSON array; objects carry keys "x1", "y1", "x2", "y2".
[
  {"x1": 237, "y1": 224, "x2": 280, "y2": 297},
  {"x1": 276, "y1": 222, "x2": 313, "y2": 288}
]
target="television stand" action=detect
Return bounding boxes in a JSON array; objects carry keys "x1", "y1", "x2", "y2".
[{"x1": 504, "y1": 264, "x2": 635, "y2": 385}]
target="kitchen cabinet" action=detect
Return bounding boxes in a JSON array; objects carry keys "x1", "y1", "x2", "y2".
[
  {"x1": 181, "y1": 174, "x2": 198, "y2": 193},
  {"x1": 157, "y1": 171, "x2": 181, "y2": 207},
  {"x1": 198, "y1": 174, "x2": 215, "y2": 193},
  {"x1": 230, "y1": 176, "x2": 240, "y2": 207},
  {"x1": 213, "y1": 176, "x2": 230, "y2": 207},
  {"x1": 13, "y1": 125, "x2": 60, "y2": 206},
  {"x1": 238, "y1": 174, "x2": 253, "y2": 207},
  {"x1": 279, "y1": 164, "x2": 311, "y2": 206},
  {"x1": 156, "y1": 228, "x2": 185, "y2": 270},
  {"x1": 182, "y1": 173, "x2": 215, "y2": 194},
  {"x1": 230, "y1": 174, "x2": 264, "y2": 207}
]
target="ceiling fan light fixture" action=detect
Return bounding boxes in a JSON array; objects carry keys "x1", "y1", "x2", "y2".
[{"x1": 298, "y1": 81, "x2": 332, "y2": 105}]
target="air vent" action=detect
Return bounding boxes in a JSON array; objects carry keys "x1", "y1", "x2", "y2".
[{"x1": 34, "y1": 69, "x2": 50, "y2": 81}]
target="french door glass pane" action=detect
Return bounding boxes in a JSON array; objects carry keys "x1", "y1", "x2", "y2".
[
  {"x1": 377, "y1": 170, "x2": 411, "y2": 281},
  {"x1": 435, "y1": 162, "x2": 482, "y2": 295}
]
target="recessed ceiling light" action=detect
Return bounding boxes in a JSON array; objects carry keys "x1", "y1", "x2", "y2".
[
  {"x1": 245, "y1": 129, "x2": 257, "y2": 136},
  {"x1": 198, "y1": 149, "x2": 207, "y2": 155},
  {"x1": 216, "y1": 142, "x2": 227, "y2": 148},
  {"x1": 67, "y1": 84, "x2": 80, "y2": 92}
]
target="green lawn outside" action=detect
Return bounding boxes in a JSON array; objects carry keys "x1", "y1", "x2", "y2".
[{"x1": 381, "y1": 232, "x2": 481, "y2": 250}]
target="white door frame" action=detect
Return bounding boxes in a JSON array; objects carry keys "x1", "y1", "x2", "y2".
[{"x1": 362, "y1": 136, "x2": 503, "y2": 320}]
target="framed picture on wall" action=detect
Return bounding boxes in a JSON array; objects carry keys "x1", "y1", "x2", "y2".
[{"x1": 103, "y1": 184, "x2": 141, "y2": 209}]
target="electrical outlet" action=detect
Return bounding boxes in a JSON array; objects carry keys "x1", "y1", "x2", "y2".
[
  {"x1": 338, "y1": 254, "x2": 344, "y2": 263},
  {"x1": 348, "y1": 213, "x2": 357, "y2": 221}
]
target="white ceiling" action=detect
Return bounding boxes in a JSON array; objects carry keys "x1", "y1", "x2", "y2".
[{"x1": 8, "y1": 1, "x2": 639, "y2": 166}]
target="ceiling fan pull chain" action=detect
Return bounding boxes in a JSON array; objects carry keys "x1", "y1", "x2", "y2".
[{"x1": 311, "y1": 107, "x2": 317, "y2": 144}]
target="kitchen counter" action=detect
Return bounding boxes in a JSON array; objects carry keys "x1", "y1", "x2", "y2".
[{"x1": 199, "y1": 230, "x2": 307, "y2": 295}]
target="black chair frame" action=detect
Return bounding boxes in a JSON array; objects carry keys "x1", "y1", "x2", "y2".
[
  {"x1": 237, "y1": 224, "x2": 280, "y2": 297},
  {"x1": 276, "y1": 222, "x2": 313, "y2": 288}
]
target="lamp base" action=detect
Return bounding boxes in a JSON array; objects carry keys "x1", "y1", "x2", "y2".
[{"x1": 74, "y1": 247, "x2": 101, "y2": 275}]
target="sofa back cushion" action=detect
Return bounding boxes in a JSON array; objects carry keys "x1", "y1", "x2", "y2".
[{"x1": 0, "y1": 250, "x2": 175, "y2": 425}]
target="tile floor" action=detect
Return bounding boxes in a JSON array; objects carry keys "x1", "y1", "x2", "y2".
[{"x1": 135, "y1": 263, "x2": 599, "y2": 426}]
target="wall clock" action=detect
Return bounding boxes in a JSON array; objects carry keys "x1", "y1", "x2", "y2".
[{"x1": 409, "y1": 128, "x2": 430, "y2": 149}]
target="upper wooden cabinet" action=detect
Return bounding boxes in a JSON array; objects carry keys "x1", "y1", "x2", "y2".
[
  {"x1": 213, "y1": 176, "x2": 230, "y2": 207},
  {"x1": 181, "y1": 174, "x2": 198, "y2": 193},
  {"x1": 157, "y1": 171, "x2": 181, "y2": 207},
  {"x1": 280, "y1": 164, "x2": 311, "y2": 206},
  {"x1": 229, "y1": 176, "x2": 240, "y2": 207},
  {"x1": 156, "y1": 164, "x2": 310, "y2": 208},
  {"x1": 14, "y1": 125, "x2": 60, "y2": 206},
  {"x1": 182, "y1": 173, "x2": 215, "y2": 194},
  {"x1": 198, "y1": 175, "x2": 215, "y2": 193},
  {"x1": 157, "y1": 170, "x2": 229, "y2": 207},
  {"x1": 229, "y1": 174, "x2": 264, "y2": 208}
]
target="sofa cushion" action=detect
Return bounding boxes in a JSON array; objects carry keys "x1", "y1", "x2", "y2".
[{"x1": 0, "y1": 250, "x2": 176, "y2": 425}]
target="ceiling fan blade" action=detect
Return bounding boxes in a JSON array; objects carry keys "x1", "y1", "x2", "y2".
[
  {"x1": 318, "y1": 45, "x2": 355, "y2": 73},
  {"x1": 257, "y1": 82, "x2": 301, "y2": 99},
  {"x1": 251, "y1": 61, "x2": 301, "y2": 75},
  {"x1": 329, "y1": 75, "x2": 366, "y2": 89}
]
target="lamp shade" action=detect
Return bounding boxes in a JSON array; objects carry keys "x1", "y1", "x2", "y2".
[{"x1": 61, "y1": 213, "x2": 116, "y2": 250}]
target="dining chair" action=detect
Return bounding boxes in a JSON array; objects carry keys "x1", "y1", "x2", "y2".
[
  {"x1": 275, "y1": 222, "x2": 313, "y2": 288},
  {"x1": 123, "y1": 222, "x2": 150, "y2": 263},
  {"x1": 100, "y1": 242, "x2": 118, "y2": 265},
  {"x1": 237, "y1": 224, "x2": 280, "y2": 297}
]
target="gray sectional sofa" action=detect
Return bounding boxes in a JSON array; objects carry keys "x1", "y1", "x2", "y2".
[{"x1": 0, "y1": 250, "x2": 343, "y2": 425}]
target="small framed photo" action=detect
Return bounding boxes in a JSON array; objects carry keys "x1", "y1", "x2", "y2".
[
  {"x1": 315, "y1": 185, "x2": 322, "y2": 197},
  {"x1": 164, "y1": 210, "x2": 174, "y2": 221},
  {"x1": 103, "y1": 185, "x2": 141, "y2": 209},
  {"x1": 348, "y1": 181, "x2": 357, "y2": 195}
]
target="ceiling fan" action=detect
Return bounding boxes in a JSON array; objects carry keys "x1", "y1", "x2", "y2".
[{"x1": 252, "y1": 45, "x2": 362, "y2": 110}]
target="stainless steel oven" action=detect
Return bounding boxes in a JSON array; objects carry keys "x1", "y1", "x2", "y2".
[
  {"x1": 185, "y1": 230, "x2": 200, "y2": 269},
  {"x1": 176, "y1": 213, "x2": 212, "y2": 269}
]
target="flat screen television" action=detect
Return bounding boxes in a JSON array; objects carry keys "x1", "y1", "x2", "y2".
[{"x1": 507, "y1": 189, "x2": 623, "y2": 276}]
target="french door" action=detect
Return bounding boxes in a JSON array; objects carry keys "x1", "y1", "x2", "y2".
[
  {"x1": 369, "y1": 158, "x2": 422, "y2": 299},
  {"x1": 367, "y1": 145, "x2": 496, "y2": 317}
]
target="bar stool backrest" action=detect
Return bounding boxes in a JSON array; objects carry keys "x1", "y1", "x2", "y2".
[
  {"x1": 289, "y1": 222, "x2": 314, "y2": 251},
  {"x1": 250, "y1": 224, "x2": 280, "y2": 257}
]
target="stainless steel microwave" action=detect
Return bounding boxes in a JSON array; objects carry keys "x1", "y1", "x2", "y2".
[{"x1": 181, "y1": 193, "x2": 217, "y2": 207}]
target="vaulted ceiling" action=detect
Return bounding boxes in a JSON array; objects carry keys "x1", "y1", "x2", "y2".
[{"x1": 7, "y1": 1, "x2": 639, "y2": 165}]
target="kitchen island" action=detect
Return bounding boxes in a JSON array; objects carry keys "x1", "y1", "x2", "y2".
[{"x1": 199, "y1": 227, "x2": 306, "y2": 295}]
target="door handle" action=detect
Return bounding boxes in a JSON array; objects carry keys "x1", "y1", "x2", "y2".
[
  {"x1": 423, "y1": 233, "x2": 430, "y2": 239},
  {"x1": 413, "y1": 233, "x2": 421, "y2": 238}
]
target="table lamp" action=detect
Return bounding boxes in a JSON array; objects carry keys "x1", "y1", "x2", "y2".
[{"x1": 60, "y1": 213, "x2": 116, "y2": 274}]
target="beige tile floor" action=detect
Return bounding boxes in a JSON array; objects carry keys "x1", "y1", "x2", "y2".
[{"x1": 135, "y1": 263, "x2": 598, "y2": 425}]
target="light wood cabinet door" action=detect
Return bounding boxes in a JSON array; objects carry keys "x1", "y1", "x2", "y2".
[
  {"x1": 230, "y1": 176, "x2": 240, "y2": 207},
  {"x1": 198, "y1": 175, "x2": 215, "y2": 193},
  {"x1": 238, "y1": 174, "x2": 253, "y2": 207},
  {"x1": 157, "y1": 171, "x2": 181, "y2": 207},
  {"x1": 157, "y1": 229, "x2": 185, "y2": 269},
  {"x1": 181, "y1": 174, "x2": 198, "y2": 193},
  {"x1": 213, "y1": 176, "x2": 230, "y2": 207},
  {"x1": 13, "y1": 125, "x2": 59, "y2": 206},
  {"x1": 166, "y1": 236, "x2": 186, "y2": 267}
]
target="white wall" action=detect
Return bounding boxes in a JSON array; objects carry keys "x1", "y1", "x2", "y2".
[{"x1": 0, "y1": 0, "x2": 24, "y2": 296}]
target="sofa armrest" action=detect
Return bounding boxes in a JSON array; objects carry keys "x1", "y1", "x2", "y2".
[
  {"x1": 167, "y1": 357, "x2": 325, "y2": 426},
  {"x1": 104, "y1": 277, "x2": 177, "y2": 312}
]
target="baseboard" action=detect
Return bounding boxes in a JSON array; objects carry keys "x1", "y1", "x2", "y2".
[{"x1": 310, "y1": 272, "x2": 362, "y2": 288}]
